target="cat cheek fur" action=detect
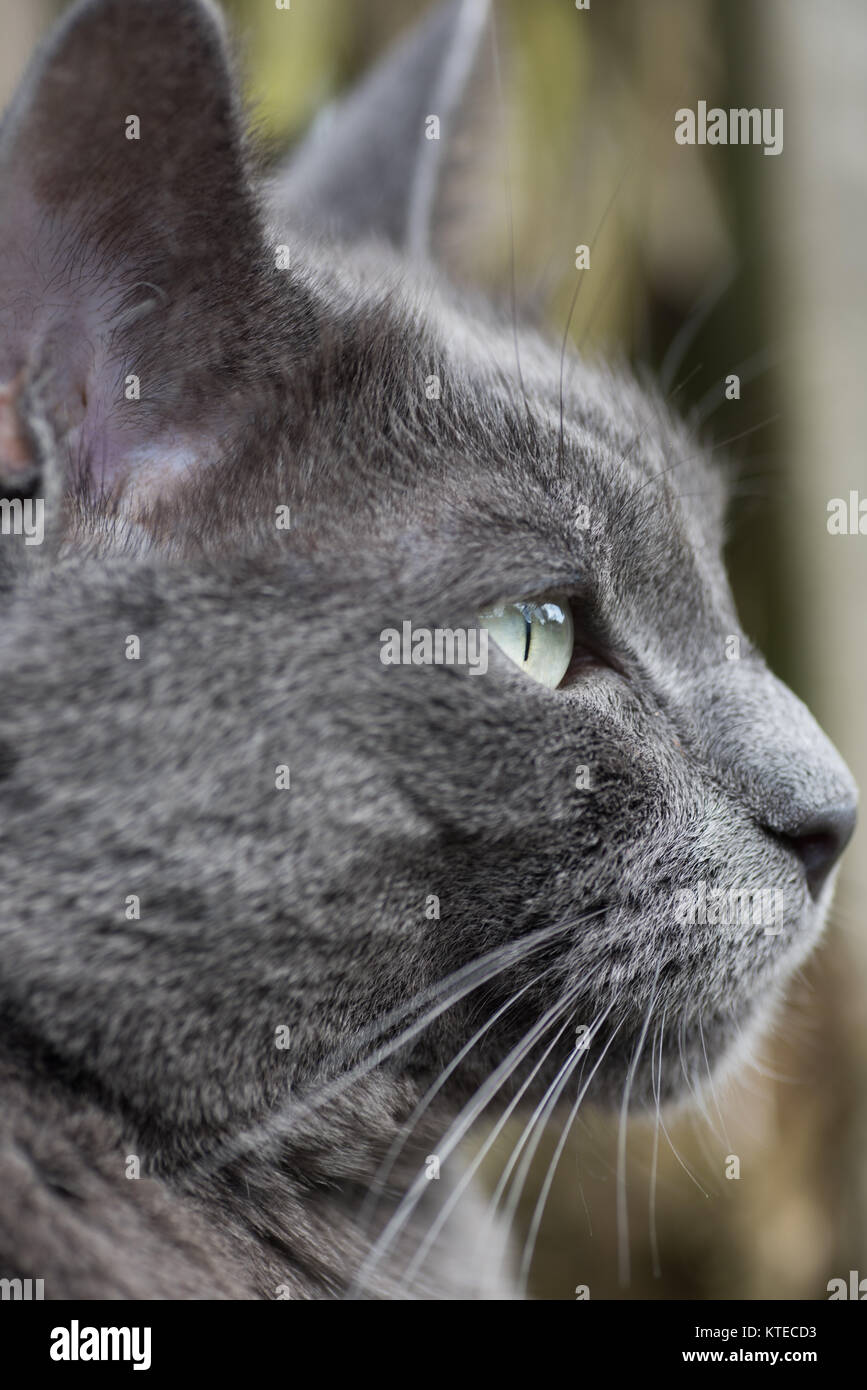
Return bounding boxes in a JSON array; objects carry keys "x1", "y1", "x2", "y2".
[{"x1": 0, "y1": 0, "x2": 857, "y2": 1300}]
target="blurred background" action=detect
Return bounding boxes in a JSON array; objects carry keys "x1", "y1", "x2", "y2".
[{"x1": 3, "y1": 0, "x2": 864, "y2": 1299}]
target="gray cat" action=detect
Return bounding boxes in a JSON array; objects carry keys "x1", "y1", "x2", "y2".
[{"x1": 0, "y1": 0, "x2": 857, "y2": 1300}]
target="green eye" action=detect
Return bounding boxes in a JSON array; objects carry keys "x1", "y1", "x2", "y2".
[{"x1": 479, "y1": 595, "x2": 574, "y2": 688}]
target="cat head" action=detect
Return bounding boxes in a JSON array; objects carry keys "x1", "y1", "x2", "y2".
[{"x1": 0, "y1": 0, "x2": 856, "y2": 1162}]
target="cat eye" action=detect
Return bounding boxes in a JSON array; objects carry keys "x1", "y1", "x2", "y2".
[{"x1": 479, "y1": 595, "x2": 574, "y2": 689}]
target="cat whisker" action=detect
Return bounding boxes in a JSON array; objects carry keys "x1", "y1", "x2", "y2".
[
  {"x1": 658, "y1": 263, "x2": 738, "y2": 395},
  {"x1": 620, "y1": 360, "x2": 706, "y2": 474},
  {"x1": 577, "y1": 257, "x2": 622, "y2": 356},
  {"x1": 348, "y1": 982, "x2": 588, "y2": 1298},
  {"x1": 617, "y1": 984, "x2": 659, "y2": 1288},
  {"x1": 558, "y1": 168, "x2": 632, "y2": 472},
  {"x1": 488, "y1": 1, "x2": 531, "y2": 427},
  {"x1": 649, "y1": 1022, "x2": 663, "y2": 1279},
  {"x1": 482, "y1": 1004, "x2": 611, "y2": 1239},
  {"x1": 355, "y1": 961, "x2": 564, "y2": 1237},
  {"x1": 730, "y1": 1009, "x2": 800, "y2": 1086},
  {"x1": 685, "y1": 1109, "x2": 723, "y2": 1193},
  {"x1": 699, "y1": 1008, "x2": 731, "y2": 1149},
  {"x1": 654, "y1": 1009, "x2": 710, "y2": 1198},
  {"x1": 609, "y1": 411, "x2": 781, "y2": 534},
  {"x1": 577, "y1": 1157, "x2": 593, "y2": 1239},
  {"x1": 490, "y1": 1008, "x2": 617, "y2": 1288},
  {"x1": 692, "y1": 344, "x2": 780, "y2": 427},
  {"x1": 677, "y1": 1012, "x2": 718, "y2": 1138},
  {"x1": 399, "y1": 1008, "x2": 582, "y2": 1294},
  {"x1": 182, "y1": 911, "x2": 605, "y2": 1185},
  {"x1": 517, "y1": 1017, "x2": 624, "y2": 1296}
]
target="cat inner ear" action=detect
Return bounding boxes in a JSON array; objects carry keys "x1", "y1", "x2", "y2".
[
  {"x1": 0, "y1": 0, "x2": 306, "y2": 509},
  {"x1": 267, "y1": 0, "x2": 495, "y2": 266}
]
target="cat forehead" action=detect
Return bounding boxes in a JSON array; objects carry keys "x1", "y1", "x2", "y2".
[
  {"x1": 300, "y1": 235, "x2": 727, "y2": 518},
  {"x1": 320, "y1": 249, "x2": 729, "y2": 551}
]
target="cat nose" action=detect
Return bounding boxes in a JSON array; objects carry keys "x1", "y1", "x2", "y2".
[{"x1": 782, "y1": 801, "x2": 857, "y2": 899}]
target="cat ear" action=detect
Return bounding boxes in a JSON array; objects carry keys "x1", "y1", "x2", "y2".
[
  {"x1": 0, "y1": 0, "x2": 288, "y2": 504},
  {"x1": 268, "y1": 0, "x2": 494, "y2": 263}
]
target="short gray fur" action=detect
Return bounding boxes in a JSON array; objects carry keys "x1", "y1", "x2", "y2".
[{"x1": 0, "y1": 0, "x2": 856, "y2": 1299}]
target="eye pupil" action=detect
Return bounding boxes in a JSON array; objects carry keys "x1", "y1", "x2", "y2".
[{"x1": 522, "y1": 615, "x2": 532, "y2": 663}]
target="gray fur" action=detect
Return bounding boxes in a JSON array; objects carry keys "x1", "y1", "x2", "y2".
[{"x1": 0, "y1": 0, "x2": 856, "y2": 1299}]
